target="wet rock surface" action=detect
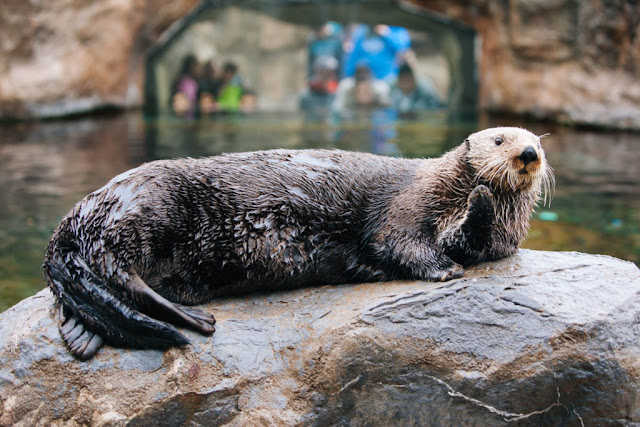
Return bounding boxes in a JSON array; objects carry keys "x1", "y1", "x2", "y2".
[{"x1": 1, "y1": 249, "x2": 639, "y2": 425}]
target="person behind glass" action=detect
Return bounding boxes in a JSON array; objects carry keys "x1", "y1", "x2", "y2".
[
  {"x1": 391, "y1": 62, "x2": 445, "y2": 115},
  {"x1": 300, "y1": 56, "x2": 340, "y2": 119},
  {"x1": 198, "y1": 60, "x2": 221, "y2": 116},
  {"x1": 216, "y1": 62, "x2": 245, "y2": 113},
  {"x1": 342, "y1": 25, "x2": 411, "y2": 83},
  {"x1": 171, "y1": 54, "x2": 201, "y2": 118},
  {"x1": 308, "y1": 22, "x2": 343, "y2": 79},
  {"x1": 332, "y1": 62, "x2": 391, "y2": 118}
]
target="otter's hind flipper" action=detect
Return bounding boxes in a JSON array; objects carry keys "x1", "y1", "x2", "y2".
[
  {"x1": 60, "y1": 316, "x2": 105, "y2": 360},
  {"x1": 45, "y1": 256, "x2": 190, "y2": 359},
  {"x1": 175, "y1": 304, "x2": 217, "y2": 327},
  {"x1": 127, "y1": 273, "x2": 216, "y2": 334}
]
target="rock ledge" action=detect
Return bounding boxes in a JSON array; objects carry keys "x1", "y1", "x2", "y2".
[{"x1": 1, "y1": 250, "x2": 639, "y2": 425}]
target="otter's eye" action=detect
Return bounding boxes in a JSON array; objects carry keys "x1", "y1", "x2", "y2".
[{"x1": 495, "y1": 137, "x2": 503, "y2": 146}]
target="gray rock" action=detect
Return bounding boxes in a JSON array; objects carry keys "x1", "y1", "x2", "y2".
[{"x1": 1, "y1": 249, "x2": 639, "y2": 425}]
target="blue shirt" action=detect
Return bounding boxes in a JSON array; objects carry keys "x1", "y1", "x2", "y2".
[{"x1": 344, "y1": 26, "x2": 411, "y2": 81}]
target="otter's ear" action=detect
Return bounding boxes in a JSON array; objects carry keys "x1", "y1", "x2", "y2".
[{"x1": 464, "y1": 138, "x2": 470, "y2": 149}]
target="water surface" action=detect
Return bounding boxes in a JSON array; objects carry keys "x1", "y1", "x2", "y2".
[{"x1": 1, "y1": 112, "x2": 638, "y2": 311}]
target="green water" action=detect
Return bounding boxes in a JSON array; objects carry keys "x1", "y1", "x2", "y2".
[{"x1": 1, "y1": 111, "x2": 638, "y2": 311}]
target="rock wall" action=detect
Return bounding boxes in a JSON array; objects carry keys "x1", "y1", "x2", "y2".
[
  {"x1": 1, "y1": 0, "x2": 639, "y2": 129},
  {"x1": 413, "y1": 0, "x2": 640, "y2": 129},
  {"x1": 1, "y1": 250, "x2": 640, "y2": 425},
  {"x1": 0, "y1": 0, "x2": 199, "y2": 119}
]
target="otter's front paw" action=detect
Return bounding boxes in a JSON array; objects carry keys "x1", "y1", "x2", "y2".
[
  {"x1": 463, "y1": 185, "x2": 495, "y2": 251},
  {"x1": 428, "y1": 262, "x2": 464, "y2": 282},
  {"x1": 468, "y1": 185, "x2": 494, "y2": 214}
]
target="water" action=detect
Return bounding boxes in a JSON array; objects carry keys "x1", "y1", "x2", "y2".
[{"x1": 1, "y1": 111, "x2": 638, "y2": 311}]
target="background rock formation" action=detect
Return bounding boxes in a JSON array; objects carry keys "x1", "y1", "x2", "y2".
[
  {"x1": 1, "y1": 0, "x2": 639, "y2": 128},
  {"x1": 1, "y1": 250, "x2": 639, "y2": 425},
  {"x1": 414, "y1": 0, "x2": 640, "y2": 129},
  {"x1": 0, "y1": 0, "x2": 199, "y2": 118}
]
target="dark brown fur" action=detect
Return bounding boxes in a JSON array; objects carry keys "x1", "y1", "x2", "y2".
[{"x1": 43, "y1": 127, "x2": 553, "y2": 359}]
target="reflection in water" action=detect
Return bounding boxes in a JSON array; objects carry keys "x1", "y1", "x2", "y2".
[
  {"x1": 1, "y1": 112, "x2": 639, "y2": 311},
  {"x1": 0, "y1": 115, "x2": 147, "y2": 310}
]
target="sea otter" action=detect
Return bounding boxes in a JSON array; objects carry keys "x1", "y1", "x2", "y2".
[{"x1": 43, "y1": 127, "x2": 554, "y2": 359}]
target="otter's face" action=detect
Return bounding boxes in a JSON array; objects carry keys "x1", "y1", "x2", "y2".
[{"x1": 465, "y1": 127, "x2": 554, "y2": 200}]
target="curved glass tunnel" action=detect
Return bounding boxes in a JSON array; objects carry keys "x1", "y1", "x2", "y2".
[{"x1": 143, "y1": 0, "x2": 478, "y2": 117}]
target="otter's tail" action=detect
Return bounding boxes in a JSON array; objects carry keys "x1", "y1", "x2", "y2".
[{"x1": 44, "y1": 252, "x2": 190, "y2": 360}]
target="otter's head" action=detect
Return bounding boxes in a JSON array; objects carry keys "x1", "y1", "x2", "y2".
[{"x1": 465, "y1": 127, "x2": 554, "y2": 203}]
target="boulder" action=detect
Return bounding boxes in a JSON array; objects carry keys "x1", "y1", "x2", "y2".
[{"x1": 1, "y1": 249, "x2": 639, "y2": 425}]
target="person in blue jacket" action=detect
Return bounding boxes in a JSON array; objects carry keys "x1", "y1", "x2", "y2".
[{"x1": 343, "y1": 25, "x2": 411, "y2": 82}]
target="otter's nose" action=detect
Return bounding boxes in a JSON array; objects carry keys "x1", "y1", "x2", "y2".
[{"x1": 519, "y1": 146, "x2": 538, "y2": 165}]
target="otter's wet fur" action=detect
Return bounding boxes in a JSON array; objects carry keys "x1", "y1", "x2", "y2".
[{"x1": 43, "y1": 127, "x2": 554, "y2": 359}]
